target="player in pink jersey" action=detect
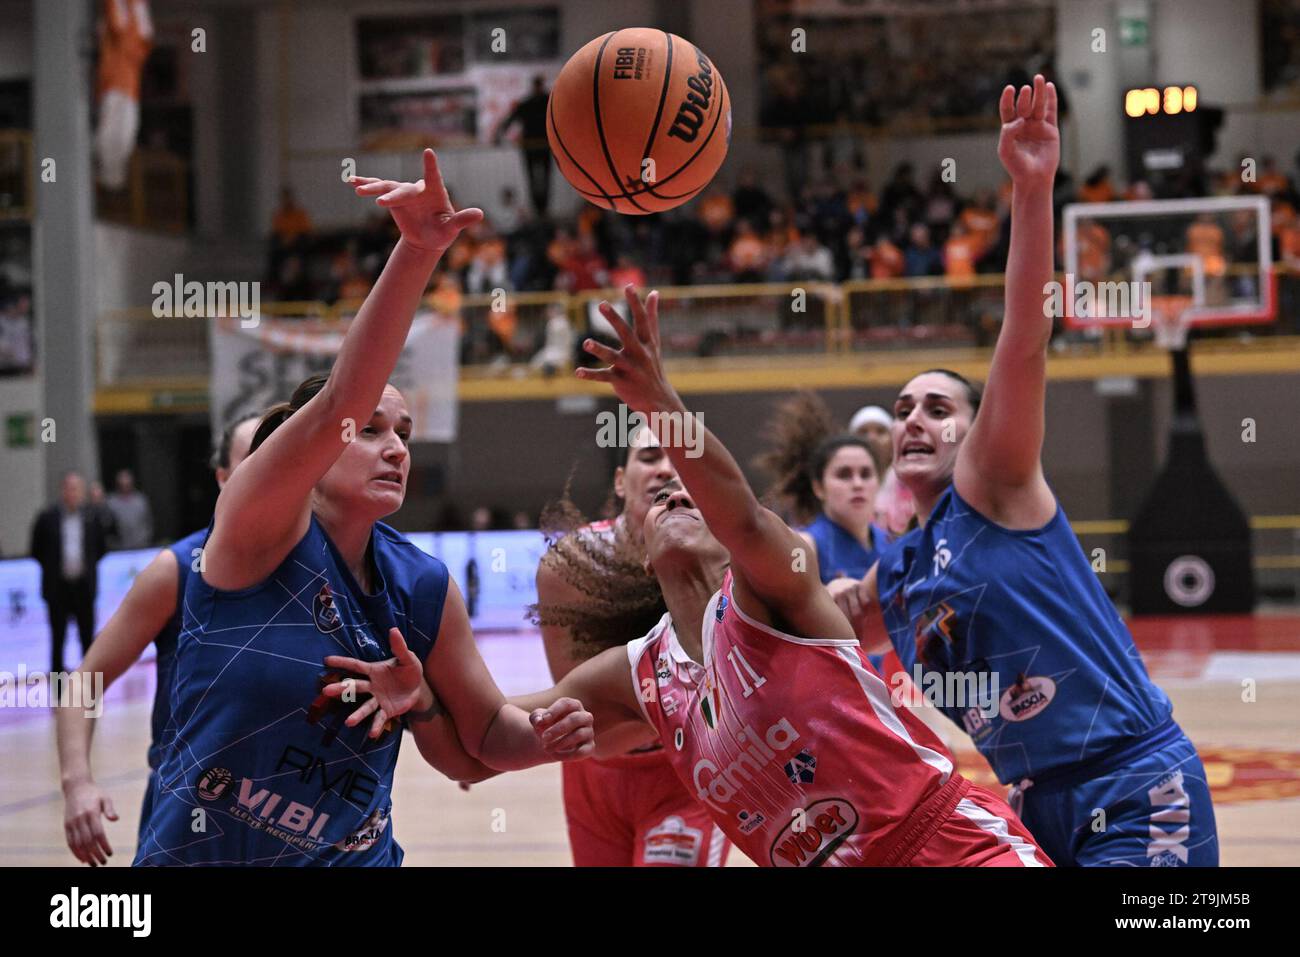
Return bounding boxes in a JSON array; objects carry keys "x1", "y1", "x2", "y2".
[
  {"x1": 530, "y1": 430, "x2": 729, "y2": 867},
  {"x1": 511, "y1": 284, "x2": 1052, "y2": 867}
]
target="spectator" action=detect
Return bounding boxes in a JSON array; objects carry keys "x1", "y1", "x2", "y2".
[
  {"x1": 495, "y1": 186, "x2": 530, "y2": 238},
  {"x1": 496, "y1": 75, "x2": 553, "y2": 215},
  {"x1": 878, "y1": 162, "x2": 922, "y2": 228},
  {"x1": 556, "y1": 233, "x2": 608, "y2": 292},
  {"x1": 29, "y1": 471, "x2": 108, "y2": 675},
  {"x1": 465, "y1": 231, "x2": 510, "y2": 294},
  {"x1": 867, "y1": 234, "x2": 905, "y2": 279},
  {"x1": 608, "y1": 254, "x2": 646, "y2": 290},
  {"x1": 902, "y1": 223, "x2": 943, "y2": 276},
  {"x1": 106, "y1": 468, "x2": 153, "y2": 549},
  {"x1": 733, "y1": 166, "x2": 774, "y2": 229},
  {"x1": 943, "y1": 221, "x2": 981, "y2": 279},
  {"x1": 1078, "y1": 165, "x2": 1115, "y2": 204},
  {"x1": 530, "y1": 303, "x2": 574, "y2": 376},
  {"x1": 729, "y1": 220, "x2": 770, "y2": 282},
  {"x1": 271, "y1": 187, "x2": 313, "y2": 248},
  {"x1": 87, "y1": 479, "x2": 116, "y2": 543},
  {"x1": 780, "y1": 233, "x2": 836, "y2": 282}
]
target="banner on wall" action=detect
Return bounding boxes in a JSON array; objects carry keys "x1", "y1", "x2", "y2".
[{"x1": 207, "y1": 312, "x2": 460, "y2": 441}]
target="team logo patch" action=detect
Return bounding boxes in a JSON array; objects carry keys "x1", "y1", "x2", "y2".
[
  {"x1": 715, "y1": 595, "x2": 728, "y2": 621},
  {"x1": 196, "y1": 766, "x2": 233, "y2": 801},
  {"x1": 335, "y1": 806, "x2": 390, "y2": 853},
  {"x1": 642, "y1": 815, "x2": 703, "y2": 866},
  {"x1": 698, "y1": 672, "x2": 719, "y2": 729},
  {"x1": 313, "y1": 583, "x2": 343, "y2": 634},
  {"x1": 999, "y1": 674, "x2": 1056, "y2": 722},
  {"x1": 784, "y1": 749, "x2": 817, "y2": 786},
  {"x1": 736, "y1": 809, "x2": 767, "y2": 834},
  {"x1": 769, "y1": 798, "x2": 859, "y2": 867}
]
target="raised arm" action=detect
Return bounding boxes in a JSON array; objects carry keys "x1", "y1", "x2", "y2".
[
  {"x1": 577, "y1": 286, "x2": 853, "y2": 640},
  {"x1": 954, "y1": 75, "x2": 1058, "y2": 529},
  {"x1": 204, "y1": 151, "x2": 482, "y2": 589},
  {"x1": 58, "y1": 549, "x2": 180, "y2": 865}
]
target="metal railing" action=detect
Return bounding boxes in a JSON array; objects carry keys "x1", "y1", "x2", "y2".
[{"x1": 96, "y1": 266, "x2": 1300, "y2": 388}]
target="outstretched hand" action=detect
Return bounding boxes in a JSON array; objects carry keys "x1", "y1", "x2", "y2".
[
  {"x1": 322, "y1": 627, "x2": 427, "y2": 740},
  {"x1": 349, "y1": 149, "x2": 484, "y2": 254},
  {"x1": 575, "y1": 284, "x2": 677, "y2": 416},
  {"x1": 997, "y1": 74, "x2": 1059, "y2": 189}
]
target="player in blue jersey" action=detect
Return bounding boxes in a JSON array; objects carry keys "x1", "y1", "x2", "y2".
[
  {"x1": 134, "y1": 151, "x2": 594, "y2": 866},
  {"x1": 757, "y1": 391, "x2": 889, "y2": 584},
  {"x1": 832, "y1": 77, "x2": 1218, "y2": 866},
  {"x1": 58, "y1": 412, "x2": 261, "y2": 866}
]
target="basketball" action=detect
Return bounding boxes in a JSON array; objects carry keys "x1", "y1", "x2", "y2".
[{"x1": 546, "y1": 29, "x2": 731, "y2": 214}]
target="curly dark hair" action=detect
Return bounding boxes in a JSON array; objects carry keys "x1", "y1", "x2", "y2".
[
  {"x1": 754, "y1": 391, "x2": 884, "y2": 526},
  {"x1": 526, "y1": 487, "x2": 667, "y2": 660}
]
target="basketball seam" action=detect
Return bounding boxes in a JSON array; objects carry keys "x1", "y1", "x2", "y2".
[
  {"x1": 634, "y1": 30, "x2": 676, "y2": 201},
  {"x1": 592, "y1": 31, "x2": 649, "y2": 213},
  {"x1": 548, "y1": 93, "x2": 615, "y2": 210},
  {"x1": 590, "y1": 69, "x2": 729, "y2": 202}
]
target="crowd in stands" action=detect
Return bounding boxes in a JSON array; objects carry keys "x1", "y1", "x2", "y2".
[{"x1": 266, "y1": 148, "x2": 1300, "y2": 314}]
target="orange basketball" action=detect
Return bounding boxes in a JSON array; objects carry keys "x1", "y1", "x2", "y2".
[{"x1": 547, "y1": 29, "x2": 731, "y2": 214}]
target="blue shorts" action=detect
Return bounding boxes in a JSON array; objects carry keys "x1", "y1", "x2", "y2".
[
  {"x1": 1012, "y1": 727, "x2": 1219, "y2": 867},
  {"x1": 138, "y1": 769, "x2": 158, "y2": 848}
]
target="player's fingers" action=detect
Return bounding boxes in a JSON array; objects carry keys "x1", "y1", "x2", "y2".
[
  {"x1": 529, "y1": 707, "x2": 557, "y2": 732},
  {"x1": 540, "y1": 711, "x2": 590, "y2": 747},
  {"x1": 1016, "y1": 83, "x2": 1032, "y2": 119},
  {"x1": 1031, "y1": 74, "x2": 1046, "y2": 120},
  {"x1": 574, "y1": 366, "x2": 614, "y2": 384},
  {"x1": 553, "y1": 729, "x2": 596, "y2": 758},
  {"x1": 376, "y1": 182, "x2": 425, "y2": 206},
  {"x1": 90, "y1": 820, "x2": 113, "y2": 862},
  {"x1": 597, "y1": 300, "x2": 636, "y2": 345},
  {"x1": 622, "y1": 283, "x2": 650, "y2": 339},
  {"x1": 387, "y1": 627, "x2": 409, "y2": 659},
  {"x1": 422, "y1": 149, "x2": 451, "y2": 203},
  {"x1": 1044, "y1": 81, "x2": 1058, "y2": 126},
  {"x1": 345, "y1": 696, "x2": 380, "y2": 728},
  {"x1": 641, "y1": 289, "x2": 662, "y2": 347},
  {"x1": 102, "y1": 797, "x2": 119, "y2": 822},
  {"x1": 998, "y1": 84, "x2": 1016, "y2": 123},
  {"x1": 324, "y1": 654, "x2": 368, "y2": 673},
  {"x1": 324, "y1": 678, "x2": 371, "y2": 698},
  {"x1": 368, "y1": 708, "x2": 389, "y2": 740},
  {"x1": 354, "y1": 180, "x2": 399, "y2": 195},
  {"x1": 449, "y1": 207, "x2": 485, "y2": 231},
  {"x1": 582, "y1": 337, "x2": 620, "y2": 366}
]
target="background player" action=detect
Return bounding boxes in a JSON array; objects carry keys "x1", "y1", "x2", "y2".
[
  {"x1": 833, "y1": 76, "x2": 1219, "y2": 867},
  {"x1": 58, "y1": 412, "x2": 259, "y2": 866},
  {"x1": 532, "y1": 430, "x2": 729, "y2": 867}
]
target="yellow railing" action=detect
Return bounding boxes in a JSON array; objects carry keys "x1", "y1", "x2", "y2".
[{"x1": 0, "y1": 129, "x2": 33, "y2": 220}]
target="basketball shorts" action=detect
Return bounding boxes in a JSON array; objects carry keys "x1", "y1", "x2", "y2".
[
  {"x1": 1011, "y1": 728, "x2": 1219, "y2": 867},
  {"x1": 561, "y1": 749, "x2": 730, "y2": 867}
]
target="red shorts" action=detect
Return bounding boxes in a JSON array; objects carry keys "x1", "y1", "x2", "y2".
[
  {"x1": 561, "y1": 749, "x2": 731, "y2": 867},
  {"x1": 909, "y1": 781, "x2": 1054, "y2": 867}
]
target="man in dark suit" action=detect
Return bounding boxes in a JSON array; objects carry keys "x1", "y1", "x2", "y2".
[{"x1": 29, "y1": 471, "x2": 108, "y2": 674}]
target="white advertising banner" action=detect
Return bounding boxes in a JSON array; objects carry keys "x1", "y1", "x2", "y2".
[{"x1": 207, "y1": 312, "x2": 459, "y2": 441}]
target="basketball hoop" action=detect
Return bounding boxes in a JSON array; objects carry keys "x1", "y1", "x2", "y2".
[{"x1": 1151, "y1": 295, "x2": 1193, "y2": 351}]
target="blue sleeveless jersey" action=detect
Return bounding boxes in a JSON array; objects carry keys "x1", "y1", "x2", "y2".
[
  {"x1": 145, "y1": 529, "x2": 207, "y2": 771},
  {"x1": 803, "y1": 512, "x2": 888, "y2": 585},
  {"x1": 135, "y1": 515, "x2": 449, "y2": 866},
  {"x1": 875, "y1": 485, "x2": 1172, "y2": 785}
]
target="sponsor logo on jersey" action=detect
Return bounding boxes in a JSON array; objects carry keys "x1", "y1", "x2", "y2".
[
  {"x1": 228, "y1": 776, "x2": 333, "y2": 849},
  {"x1": 769, "y1": 798, "x2": 860, "y2": 867},
  {"x1": 313, "y1": 583, "x2": 343, "y2": 634},
  {"x1": 655, "y1": 654, "x2": 671, "y2": 687},
  {"x1": 784, "y1": 749, "x2": 817, "y2": 786},
  {"x1": 660, "y1": 688, "x2": 679, "y2": 717},
  {"x1": 335, "y1": 806, "x2": 390, "y2": 853},
  {"x1": 999, "y1": 674, "x2": 1056, "y2": 722},
  {"x1": 277, "y1": 744, "x2": 379, "y2": 805},
  {"x1": 693, "y1": 718, "x2": 801, "y2": 807},
  {"x1": 715, "y1": 595, "x2": 729, "y2": 621},
  {"x1": 642, "y1": 815, "x2": 703, "y2": 866},
  {"x1": 196, "y1": 766, "x2": 233, "y2": 801},
  {"x1": 932, "y1": 538, "x2": 953, "y2": 577},
  {"x1": 353, "y1": 626, "x2": 380, "y2": 654},
  {"x1": 736, "y1": 809, "x2": 767, "y2": 834},
  {"x1": 914, "y1": 602, "x2": 958, "y2": 667}
]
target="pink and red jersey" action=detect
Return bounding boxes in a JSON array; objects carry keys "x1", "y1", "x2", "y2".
[{"x1": 627, "y1": 569, "x2": 971, "y2": 867}]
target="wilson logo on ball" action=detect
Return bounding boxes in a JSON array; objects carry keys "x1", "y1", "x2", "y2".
[{"x1": 667, "y1": 48, "x2": 714, "y2": 143}]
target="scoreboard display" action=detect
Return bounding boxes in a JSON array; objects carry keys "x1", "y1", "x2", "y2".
[{"x1": 1122, "y1": 84, "x2": 1224, "y2": 193}]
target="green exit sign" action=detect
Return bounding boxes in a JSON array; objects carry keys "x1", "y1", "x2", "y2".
[{"x1": 1120, "y1": 16, "x2": 1149, "y2": 46}]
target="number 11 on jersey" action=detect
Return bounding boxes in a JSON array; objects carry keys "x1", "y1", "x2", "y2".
[{"x1": 727, "y1": 648, "x2": 767, "y2": 698}]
